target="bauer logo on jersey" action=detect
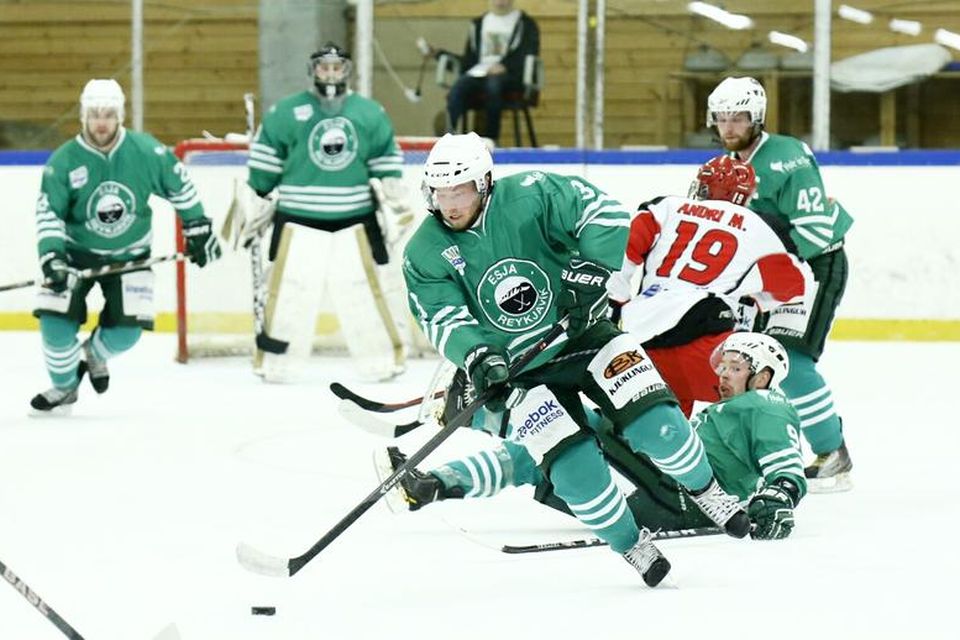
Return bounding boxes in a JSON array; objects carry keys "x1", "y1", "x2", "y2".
[
  {"x1": 85, "y1": 181, "x2": 136, "y2": 238},
  {"x1": 308, "y1": 117, "x2": 358, "y2": 171},
  {"x1": 441, "y1": 246, "x2": 467, "y2": 276},
  {"x1": 477, "y1": 259, "x2": 553, "y2": 333}
]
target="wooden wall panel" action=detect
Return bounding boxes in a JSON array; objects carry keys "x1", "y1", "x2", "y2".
[{"x1": 0, "y1": 2, "x2": 256, "y2": 149}]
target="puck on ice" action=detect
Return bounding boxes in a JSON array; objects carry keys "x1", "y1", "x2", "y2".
[{"x1": 251, "y1": 606, "x2": 276, "y2": 616}]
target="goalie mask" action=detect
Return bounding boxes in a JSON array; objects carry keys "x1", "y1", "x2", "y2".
[
  {"x1": 690, "y1": 156, "x2": 756, "y2": 205},
  {"x1": 421, "y1": 133, "x2": 494, "y2": 230},
  {"x1": 706, "y1": 76, "x2": 766, "y2": 132},
  {"x1": 309, "y1": 43, "x2": 352, "y2": 99},
  {"x1": 710, "y1": 332, "x2": 789, "y2": 391}
]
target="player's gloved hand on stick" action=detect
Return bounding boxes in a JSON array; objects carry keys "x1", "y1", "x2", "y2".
[
  {"x1": 39, "y1": 252, "x2": 79, "y2": 293},
  {"x1": 464, "y1": 344, "x2": 510, "y2": 413},
  {"x1": 182, "y1": 217, "x2": 223, "y2": 268},
  {"x1": 557, "y1": 258, "x2": 612, "y2": 338},
  {"x1": 748, "y1": 478, "x2": 798, "y2": 540}
]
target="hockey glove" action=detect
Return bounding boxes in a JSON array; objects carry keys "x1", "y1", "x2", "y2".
[
  {"x1": 464, "y1": 344, "x2": 510, "y2": 413},
  {"x1": 39, "y1": 252, "x2": 79, "y2": 293},
  {"x1": 182, "y1": 217, "x2": 223, "y2": 268},
  {"x1": 441, "y1": 368, "x2": 476, "y2": 426},
  {"x1": 557, "y1": 258, "x2": 612, "y2": 338},
  {"x1": 748, "y1": 478, "x2": 799, "y2": 540},
  {"x1": 371, "y1": 177, "x2": 415, "y2": 247}
]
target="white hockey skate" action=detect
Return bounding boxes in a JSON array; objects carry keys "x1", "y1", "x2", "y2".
[
  {"x1": 623, "y1": 528, "x2": 671, "y2": 587},
  {"x1": 805, "y1": 440, "x2": 853, "y2": 493},
  {"x1": 688, "y1": 479, "x2": 751, "y2": 538}
]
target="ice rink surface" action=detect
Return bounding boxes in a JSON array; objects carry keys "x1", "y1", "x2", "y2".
[{"x1": 1, "y1": 331, "x2": 957, "y2": 640}]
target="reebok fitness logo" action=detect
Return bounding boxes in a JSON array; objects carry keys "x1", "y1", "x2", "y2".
[
  {"x1": 308, "y1": 117, "x2": 358, "y2": 171},
  {"x1": 476, "y1": 258, "x2": 553, "y2": 333},
  {"x1": 85, "y1": 181, "x2": 136, "y2": 238},
  {"x1": 514, "y1": 399, "x2": 565, "y2": 439}
]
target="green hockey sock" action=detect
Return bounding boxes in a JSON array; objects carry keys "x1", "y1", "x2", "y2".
[
  {"x1": 39, "y1": 315, "x2": 81, "y2": 389},
  {"x1": 782, "y1": 348, "x2": 843, "y2": 454}
]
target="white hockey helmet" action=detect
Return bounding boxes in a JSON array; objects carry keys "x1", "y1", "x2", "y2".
[
  {"x1": 706, "y1": 76, "x2": 766, "y2": 128},
  {"x1": 421, "y1": 132, "x2": 494, "y2": 215},
  {"x1": 79, "y1": 79, "x2": 125, "y2": 124},
  {"x1": 710, "y1": 332, "x2": 789, "y2": 390}
]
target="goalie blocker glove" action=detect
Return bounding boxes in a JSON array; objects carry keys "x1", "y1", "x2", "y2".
[
  {"x1": 748, "y1": 478, "x2": 800, "y2": 540},
  {"x1": 557, "y1": 258, "x2": 612, "y2": 338},
  {"x1": 181, "y1": 217, "x2": 223, "y2": 267}
]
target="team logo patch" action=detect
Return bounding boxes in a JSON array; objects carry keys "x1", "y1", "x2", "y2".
[
  {"x1": 69, "y1": 166, "x2": 88, "y2": 189},
  {"x1": 293, "y1": 104, "x2": 314, "y2": 121},
  {"x1": 85, "y1": 181, "x2": 136, "y2": 238},
  {"x1": 308, "y1": 117, "x2": 358, "y2": 170},
  {"x1": 604, "y1": 350, "x2": 646, "y2": 379},
  {"x1": 476, "y1": 258, "x2": 552, "y2": 333},
  {"x1": 441, "y1": 245, "x2": 466, "y2": 276}
]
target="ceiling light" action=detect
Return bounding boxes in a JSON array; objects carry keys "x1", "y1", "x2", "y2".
[
  {"x1": 687, "y1": 2, "x2": 754, "y2": 31},
  {"x1": 769, "y1": 31, "x2": 809, "y2": 53},
  {"x1": 838, "y1": 5, "x2": 873, "y2": 25},
  {"x1": 889, "y1": 19, "x2": 922, "y2": 36},
  {"x1": 934, "y1": 28, "x2": 960, "y2": 51}
]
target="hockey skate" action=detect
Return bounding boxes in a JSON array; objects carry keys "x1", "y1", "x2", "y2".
[
  {"x1": 805, "y1": 440, "x2": 853, "y2": 493},
  {"x1": 623, "y1": 528, "x2": 671, "y2": 587},
  {"x1": 30, "y1": 385, "x2": 79, "y2": 414},
  {"x1": 688, "y1": 479, "x2": 751, "y2": 538},
  {"x1": 372, "y1": 446, "x2": 463, "y2": 513},
  {"x1": 81, "y1": 338, "x2": 110, "y2": 393}
]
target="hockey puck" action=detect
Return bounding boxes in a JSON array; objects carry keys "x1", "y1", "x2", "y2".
[{"x1": 251, "y1": 606, "x2": 276, "y2": 616}]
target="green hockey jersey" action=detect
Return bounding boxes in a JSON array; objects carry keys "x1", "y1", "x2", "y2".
[
  {"x1": 737, "y1": 133, "x2": 854, "y2": 260},
  {"x1": 403, "y1": 171, "x2": 630, "y2": 370},
  {"x1": 692, "y1": 388, "x2": 807, "y2": 502},
  {"x1": 36, "y1": 128, "x2": 205, "y2": 265},
  {"x1": 247, "y1": 91, "x2": 402, "y2": 221}
]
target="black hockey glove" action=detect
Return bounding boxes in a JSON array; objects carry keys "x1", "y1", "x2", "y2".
[
  {"x1": 182, "y1": 217, "x2": 223, "y2": 268},
  {"x1": 39, "y1": 252, "x2": 78, "y2": 293},
  {"x1": 464, "y1": 344, "x2": 510, "y2": 413},
  {"x1": 748, "y1": 478, "x2": 800, "y2": 540},
  {"x1": 441, "y1": 368, "x2": 476, "y2": 426},
  {"x1": 557, "y1": 258, "x2": 612, "y2": 338}
]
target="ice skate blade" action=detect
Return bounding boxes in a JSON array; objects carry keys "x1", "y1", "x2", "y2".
[
  {"x1": 807, "y1": 472, "x2": 853, "y2": 493},
  {"x1": 372, "y1": 448, "x2": 408, "y2": 514}
]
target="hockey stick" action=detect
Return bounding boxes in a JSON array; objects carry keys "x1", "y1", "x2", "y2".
[
  {"x1": 329, "y1": 382, "x2": 443, "y2": 413},
  {"x1": 237, "y1": 320, "x2": 568, "y2": 578},
  {"x1": 0, "y1": 557, "x2": 85, "y2": 639},
  {"x1": 336, "y1": 398, "x2": 425, "y2": 438},
  {"x1": 501, "y1": 526, "x2": 724, "y2": 554},
  {"x1": 0, "y1": 253, "x2": 185, "y2": 293}
]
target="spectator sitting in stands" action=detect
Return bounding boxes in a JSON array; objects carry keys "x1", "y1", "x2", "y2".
[{"x1": 423, "y1": 0, "x2": 539, "y2": 144}]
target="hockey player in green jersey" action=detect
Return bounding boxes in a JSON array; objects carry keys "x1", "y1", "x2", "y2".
[
  {"x1": 708, "y1": 77, "x2": 853, "y2": 492},
  {"x1": 379, "y1": 332, "x2": 805, "y2": 541},
  {"x1": 397, "y1": 133, "x2": 750, "y2": 586},
  {"x1": 244, "y1": 43, "x2": 414, "y2": 383},
  {"x1": 31, "y1": 79, "x2": 221, "y2": 412}
]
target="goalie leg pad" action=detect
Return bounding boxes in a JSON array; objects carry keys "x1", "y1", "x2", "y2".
[
  {"x1": 259, "y1": 223, "x2": 331, "y2": 383},
  {"x1": 327, "y1": 225, "x2": 406, "y2": 382}
]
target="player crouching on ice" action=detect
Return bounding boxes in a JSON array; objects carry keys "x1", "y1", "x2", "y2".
[
  {"x1": 385, "y1": 133, "x2": 751, "y2": 587},
  {"x1": 379, "y1": 332, "x2": 805, "y2": 541},
  {"x1": 31, "y1": 79, "x2": 221, "y2": 413}
]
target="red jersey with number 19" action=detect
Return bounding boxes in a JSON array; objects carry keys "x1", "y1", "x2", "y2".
[{"x1": 608, "y1": 194, "x2": 811, "y2": 344}]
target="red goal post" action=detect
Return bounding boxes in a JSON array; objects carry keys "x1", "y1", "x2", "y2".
[{"x1": 172, "y1": 136, "x2": 437, "y2": 363}]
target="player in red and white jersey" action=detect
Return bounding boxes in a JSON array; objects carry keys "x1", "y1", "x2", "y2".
[{"x1": 607, "y1": 156, "x2": 813, "y2": 416}]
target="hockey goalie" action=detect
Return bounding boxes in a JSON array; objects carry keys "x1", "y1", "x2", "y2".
[{"x1": 227, "y1": 44, "x2": 418, "y2": 383}]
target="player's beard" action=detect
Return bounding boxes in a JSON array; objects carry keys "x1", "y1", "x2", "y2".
[
  {"x1": 720, "y1": 129, "x2": 756, "y2": 153},
  {"x1": 84, "y1": 123, "x2": 120, "y2": 150}
]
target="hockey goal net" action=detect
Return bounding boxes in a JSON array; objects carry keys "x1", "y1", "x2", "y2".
[{"x1": 171, "y1": 136, "x2": 437, "y2": 363}]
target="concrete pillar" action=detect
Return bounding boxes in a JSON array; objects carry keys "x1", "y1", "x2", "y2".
[{"x1": 258, "y1": 0, "x2": 348, "y2": 111}]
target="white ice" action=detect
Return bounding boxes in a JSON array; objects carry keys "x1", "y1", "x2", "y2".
[{"x1": 1, "y1": 332, "x2": 957, "y2": 639}]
